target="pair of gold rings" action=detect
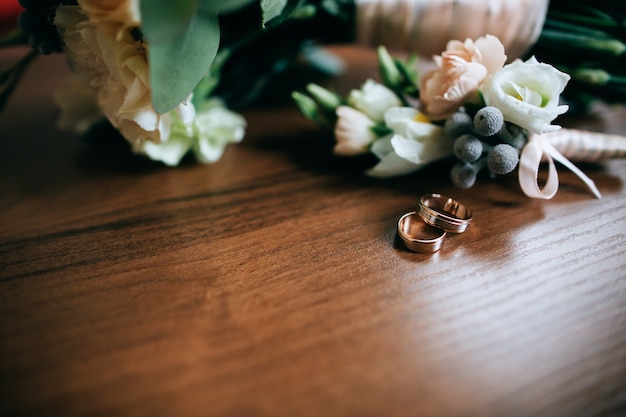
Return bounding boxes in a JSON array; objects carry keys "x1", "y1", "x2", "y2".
[{"x1": 397, "y1": 193, "x2": 473, "y2": 254}]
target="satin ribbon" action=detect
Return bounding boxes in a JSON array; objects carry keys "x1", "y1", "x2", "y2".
[{"x1": 518, "y1": 131, "x2": 602, "y2": 199}]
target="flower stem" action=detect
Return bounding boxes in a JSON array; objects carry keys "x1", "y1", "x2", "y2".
[
  {"x1": 0, "y1": 48, "x2": 38, "y2": 111},
  {"x1": 0, "y1": 29, "x2": 29, "y2": 49}
]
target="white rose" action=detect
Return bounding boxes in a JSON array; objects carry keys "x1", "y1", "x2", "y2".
[
  {"x1": 481, "y1": 56, "x2": 570, "y2": 134},
  {"x1": 333, "y1": 106, "x2": 377, "y2": 156},
  {"x1": 348, "y1": 79, "x2": 402, "y2": 122},
  {"x1": 367, "y1": 107, "x2": 454, "y2": 178}
]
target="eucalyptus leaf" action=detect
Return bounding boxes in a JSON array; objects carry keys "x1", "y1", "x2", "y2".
[
  {"x1": 147, "y1": 12, "x2": 221, "y2": 113},
  {"x1": 140, "y1": 0, "x2": 198, "y2": 43},
  {"x1": 263, "y1": 0, "x2": 306, "y2": 27},
  {"x1": 261, "y1": 0, "x2": 288, "y2": 24}
]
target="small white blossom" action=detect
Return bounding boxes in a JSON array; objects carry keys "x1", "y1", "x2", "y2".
[
  {"x1": 366, "y1": 136, "x2": 422, "y2": 178},
  {"x1": 333, "y1": 106, "x2": 377, "y2": 156},
  {"x1": 367, "y1": 107, "x2": 454, "y2": 177},
  {"x1": 191, "y1": 102, "x2": 246, "y2": 163},
  {"x1": 347, "y1": 79, "x2": 402, "y2": 122},
  {"x1": 136, "y1": 100, "x2": 246, "y2": 166}
]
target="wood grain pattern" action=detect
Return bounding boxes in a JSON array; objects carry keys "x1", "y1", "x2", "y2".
[{"x1": 0, "y1": 47, "x2": 625, "y2": 417}]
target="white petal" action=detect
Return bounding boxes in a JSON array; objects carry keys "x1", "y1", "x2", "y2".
[
  {"x1": 139, "y1": 136, "x2": 193, "y2": 166},
  {"x1": 391, "y1": 132, "x2": 454, "y2": 164},
  {"x1": 366, "y1": 151, "x2": 421, "y2": 178},
  {"x1": 384, "y1": 107, "x2": 420, "y2": 137},
  {"x1": 369, "y1": 136, "x2": 394, "y2": 160}
]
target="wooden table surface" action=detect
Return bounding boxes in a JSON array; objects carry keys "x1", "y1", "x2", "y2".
[{"x1": 1, "y1": 47, "x2": 625, "y2": 417}]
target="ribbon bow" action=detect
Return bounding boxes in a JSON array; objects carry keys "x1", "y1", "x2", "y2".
[{"x1": 518, "y1": 130, "x2": 602, "y2": 199}]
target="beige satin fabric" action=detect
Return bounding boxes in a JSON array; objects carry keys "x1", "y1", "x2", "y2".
[{"x1": 355, "y1": 0, "x2": 549, "y2": 61}]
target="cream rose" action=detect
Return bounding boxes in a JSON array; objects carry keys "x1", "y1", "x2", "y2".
[
  {"x1": 54, "y1": 5, "x2": 193, "y2": 145},
  {"x1": 481, "y1": 56, "x2": 570, "y2": 134},
  {"x1": 419, "y1": 35, "x2": 507, "y2": 120},
  {"x1": 78, "y1": 0, "x2": 140, "y2": 38}
]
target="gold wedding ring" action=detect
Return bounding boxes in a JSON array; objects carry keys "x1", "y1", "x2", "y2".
[
  {"x1": 418, "y1": 193, "x2": 472, "y2": 233},
  {"x1": 397, "y1": 211, "x2": 446, "y2": 253}
]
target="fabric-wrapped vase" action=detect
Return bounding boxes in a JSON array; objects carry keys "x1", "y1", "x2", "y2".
[{"x1": 354, "y1": 0, "x2": 550, "y2": 61}]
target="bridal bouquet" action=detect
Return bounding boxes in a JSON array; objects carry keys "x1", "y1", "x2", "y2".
[
  {"x1": 0, "y1": 0, "x2": 625, "y2": 176},
  {"x1": 293, "y1": 35, "x2": 626, "y2": 199},
  {"x1": 1, "y1": 0, "x2": 353, "y2": 165}
]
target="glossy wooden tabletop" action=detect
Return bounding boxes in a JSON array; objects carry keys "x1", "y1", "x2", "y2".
[{"x1": 1, "y1": 47, "x2": 625, "y2": 417}]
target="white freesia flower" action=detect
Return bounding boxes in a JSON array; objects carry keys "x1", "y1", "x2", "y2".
[
  {"x1": 347, "y1": 79, "x2": 402, "y2": 122},
  {"x1": 367, "y1": 107, "x2": 454, "y2": 177},
  {"x1": 366, "y1": 136, "x2": 422, "y2": 178},
  {"x1": 54, "y1": 5, "x2": 193, "y2": 146},
  {"x1": 333, "y1": 106, "x2": 377, "y2": 156},
  {"x1": 136, "y1": 100, "x2": 246, "y2": 166},
  {"x1": 481, "y1": 56, "x2": 570, "y2": 134}
]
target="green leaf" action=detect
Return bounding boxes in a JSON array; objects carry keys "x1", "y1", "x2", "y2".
[
  {"x1": 370, "y1": 124, "x2": 393, "y2": 137},
  {"x1": 144, "y1": 7, "x2": 221, "y2": 113},
  {"x1": 140, "y1": 0, "x2": 198, "y2": 43},
  {"x1": 550, "y1": 8, "x2": 618, "y2": 30},
  {"x1": 394, "y1": 55, "x2": 420, "y2": 98},
  {"x1": 263, "y1": 0, "x2": 307, "y2": 27},
  {"x1": 305, "y1": 83, "x2": 343, "y2": 111},
  {"x1": 261, "y1": 0, "x2": 288, "y2": 24},
  {"x1": 572, "y1": 68, "x2": 611, "y2": 85},
  {"x1": 198, "y1": 0, "x2": 255, "y2": 13},
  {"x1": 292, "y1": 91, "x2": 320, "y2": 121},
  {"x1": 377, "y1": 46, "x2": 402, "y2": 88},
  {"x1": 192, "y1": 49, "x2": 232, "y2": 106},
  {"x1": 539, "y1": 29, "x2": 626, "y2": 56}
]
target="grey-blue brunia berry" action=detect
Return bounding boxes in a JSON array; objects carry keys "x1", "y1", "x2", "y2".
[
  {"x1": 498, "y1": 123, "x2": 527, "y2": 150},
  {"x1": 474, "y1": 106, "x2": 504, "y2": 137},
  {"x1": 451, "y1": 162, "x2": 478, "y2": 189},
  {"x1": 487, "y1": 144, "x2": 520, "y2": 175},
  {"x1": 444, "y1": 111, "x2": 473, "y2": 139},
  {"x1": 454, "y1": 134, "x2": 483, "y2": 162}
]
